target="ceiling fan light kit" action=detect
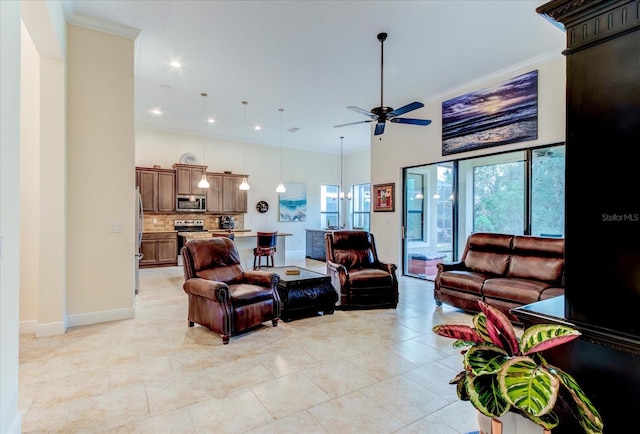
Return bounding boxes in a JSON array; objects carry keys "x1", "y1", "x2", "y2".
[{"x1": 335, "y1": 32, "x2": 431, "y2": 136}]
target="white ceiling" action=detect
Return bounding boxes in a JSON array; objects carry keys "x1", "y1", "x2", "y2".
[{"x1": 61, "y1": 1, "x2": 564, "y2": 154}]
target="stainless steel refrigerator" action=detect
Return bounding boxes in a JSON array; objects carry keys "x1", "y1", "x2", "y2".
[{"x1": 135, "y1": 187, "x2": 144, "y2": 295}]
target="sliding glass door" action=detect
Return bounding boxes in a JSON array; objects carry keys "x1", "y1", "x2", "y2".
[
  {"x1": 402, "y1": 144, "x2": 565, "y2": 281},
  {"x1": 404, "y1": 163, "x2": 454, "y2": 279}
]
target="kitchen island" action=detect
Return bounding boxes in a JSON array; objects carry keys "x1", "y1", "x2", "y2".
[{"x1": 178, "y1": 231, "x2": 292, "y2": 270}]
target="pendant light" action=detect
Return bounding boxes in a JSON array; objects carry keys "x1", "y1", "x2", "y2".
[
  {"x1": 239, "y1": 101, "x2": 250, "y2": 191},
  {"x1": 339, "y1": 136, "x2": 345, "y2": 200},
  {"x1": 197, "y1": 93, "x2": 210, "y2": 189},
  {"x1": 276, "y1": 108, "x2": 286, "y2": 193}
]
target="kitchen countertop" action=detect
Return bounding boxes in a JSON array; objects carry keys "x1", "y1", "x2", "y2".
[{"x1": 178, "y1": 231, "x2": 292, "y2": 239}]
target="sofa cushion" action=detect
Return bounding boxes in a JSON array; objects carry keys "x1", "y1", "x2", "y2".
[
  {"x1": 507, "y1": 236, "x2": 564, "y2": 284},
  {"x1": 463, "y1": 233, "x2": 513, "y2": 276},
  {"x1": 482, "y1": 277, "x2": 553, "y2": 304},
  {"x1": 190, "y1": 238, "x2": 245, "y2": 284},
  {"x1": 230, "y1": 283, "x2": 276, "y2": 307},
  {"x1": 348, "y1": 268, "x2": 393, "y2": 289},
  {"x1": 438, "y1": 270, "x2": 488, "y2": 295},
  {"x1": 329, "y1": 231, "x2": 375, "y2": 269}
]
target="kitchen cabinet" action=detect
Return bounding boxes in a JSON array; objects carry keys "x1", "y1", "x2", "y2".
[
  {"x1": 172, "y1": 163, "x2": 208, "y2": 196},
  {"x1": 205, "y1": 173, "x2": 223, "y2": 213},
  {"x1": 305, "y1": 229, "x2": 330, "y2": 261},
  {"x1": 136, "y1": 167, "x2": 175, "y2": 213},
  {"x1": 139, "y1": 232, "x2": 177, "y2": 268},
  {"x1": 222, "y1": 174, "x2": 248, "y2": 213}
]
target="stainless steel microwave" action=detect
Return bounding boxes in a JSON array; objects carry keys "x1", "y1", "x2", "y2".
[{"x1": 176, "y1": 195, "x2": 206, "y2": 212}]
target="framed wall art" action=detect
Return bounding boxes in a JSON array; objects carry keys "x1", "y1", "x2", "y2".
[
  {"x1": 373, "y1": 183, "x2": 395, "y2": 212},
  {"x1": 441, "y1": 70, "x2": 538, "y2": 155},
  {"x1": 278, "y1": 182, "x2": 307, "y2": 221}
]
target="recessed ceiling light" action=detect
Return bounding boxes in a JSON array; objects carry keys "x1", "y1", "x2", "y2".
[
  {"x1": 254, "y1": 125, "x2": 261, "y2": 131},
  {"x1": 207, "y1": 118, "x2": 215, "y2": 124},
  {"x1": 170, "y1": 61, "x2": 181, "y2": 68},
  {"x1": 149, "y1": 108, "x2": 163, "y2": 115},
  {"x1": 288, "y1": 127, "x2": 300, "y2": 133}
]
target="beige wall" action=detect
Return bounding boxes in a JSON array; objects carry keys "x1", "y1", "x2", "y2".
[
  {"x1": 66, "y1": 25, "x2": 136, "y2": 323},
  {"x1": 20, "y1": 24, "x2": 41, "y2": 327},
  {"x1": 369, "y1": 56, "x2": 567, "y2": 266}
]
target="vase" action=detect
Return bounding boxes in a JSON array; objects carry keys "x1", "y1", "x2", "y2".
[{"x1": 477, "y1": 412, "x2": 551, "y2": 434}]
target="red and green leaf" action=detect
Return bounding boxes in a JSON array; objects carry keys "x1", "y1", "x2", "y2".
[
  {"x1": 520, "y1": 324, "x2": 581, "y2": 355},
  {"x1": 478, "y1": 301, "x2": 520, "y2": 355},
  {"x1": 432, "y1": 324, "x2": 484, "y2": 343}
]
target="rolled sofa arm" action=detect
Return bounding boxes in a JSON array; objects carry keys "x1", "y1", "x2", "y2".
[
  {"x1": 244, "y1": 270, "x2": 280, "y2": 289},
  {"x1": 183, "y1": 278, "x2": 230, "y2": 302},
  {"x1": 377, "y1": 261, "x2": 398, "y2": 275},
  {"x1": 326, "y1": 260, "x2": 348, "y2": 287},
  {"x1": 436, "y1": 261, "x2": 467, "y2": 273}
]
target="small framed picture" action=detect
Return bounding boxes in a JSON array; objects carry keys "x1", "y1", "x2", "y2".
[{"x1": 373, "y1": 183, "x2": 395, "y2": 212}]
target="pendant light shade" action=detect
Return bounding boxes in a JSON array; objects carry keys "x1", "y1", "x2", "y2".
[
  {"x1": 239, "y1": 101, "x2": 250, "y2": 191},
  {"x1": 276, "y1": 108, "x2": 286, "y2": 193},
  {"x1": 198, "y1": 174, "x2": 209, "y2": 189},
  {"x1": 197, "y1": 93, "x2": 211, "y2": 189}
]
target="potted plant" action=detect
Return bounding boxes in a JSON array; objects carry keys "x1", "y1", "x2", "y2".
[{"x1": 433, "y1": 301, "x2": 603, "y2": 434}]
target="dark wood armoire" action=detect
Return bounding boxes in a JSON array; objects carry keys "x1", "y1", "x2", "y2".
[{"x1": 513, "y1": 1, "x2": 640, "y2": 433}]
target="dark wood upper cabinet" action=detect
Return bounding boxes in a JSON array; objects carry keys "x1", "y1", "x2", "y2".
[
  {"x1": 136, "y1": 167, "x2": 175, "y2": 213},
  {"x1": 205, "y1": 173, "x2": 223, "y2": 213},
  {"x1": 222, "y1": 174, "x2": 248, "y2": 213},
  {"x1": 172, "y1": 163, "x2": 207, "y2": 196}
]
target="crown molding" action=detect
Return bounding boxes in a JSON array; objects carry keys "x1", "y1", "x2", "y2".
[{"x1": 66, "y1": 13, "x2": 141, "y2": 40}]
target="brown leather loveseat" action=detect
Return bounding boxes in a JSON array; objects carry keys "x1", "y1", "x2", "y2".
[{"x1": 434, "y1": 232, "x2": 564, "y2": 322}]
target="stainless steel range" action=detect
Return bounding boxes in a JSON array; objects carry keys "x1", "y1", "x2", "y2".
[
  {"x1": 174, "y1": 219, "x2": 205, "y2": 232},
  {"x1": 175, "y1": 219, "x2": 207, "y2": 265}
]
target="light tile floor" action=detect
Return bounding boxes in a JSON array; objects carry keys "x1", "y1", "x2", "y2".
[{"x1": 19, "y1": 256, "x2": 481, "y2": 433}]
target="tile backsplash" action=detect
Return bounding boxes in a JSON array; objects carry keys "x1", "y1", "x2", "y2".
[{"x1": 142, "y1": 213, "x2": 244, "y2": 232}]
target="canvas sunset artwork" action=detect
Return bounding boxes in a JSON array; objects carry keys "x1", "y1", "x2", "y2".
[{"x1": 442, "y1": 70, "x2": 538, "y2": 155}]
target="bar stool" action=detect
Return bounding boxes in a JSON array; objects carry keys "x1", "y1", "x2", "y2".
[{"x1": 253, "y1": 231, "x2": 277, "y2": 269}]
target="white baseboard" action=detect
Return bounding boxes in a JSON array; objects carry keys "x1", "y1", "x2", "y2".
[
  {"x1": 21, "y1": 307, "x2": 135, "y2": 336},
  {"x1": 67, "y1": 307, "x2": 135, "y2": 328},
  {"x1": 19, "y1": 319, "x2": 37, "y2": 335},
  {"x1": 35, "y1": 321, "x2": 67, "y2": 337}
]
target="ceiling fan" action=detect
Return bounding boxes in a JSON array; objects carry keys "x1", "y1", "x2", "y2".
[{"x1": 334, "y1": 32, "x2": 432, "y2": 136}]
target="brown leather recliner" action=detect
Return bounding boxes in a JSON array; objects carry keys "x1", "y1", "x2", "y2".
[
  {"x1": 325, "y1": 230, "x2": 398, "y2": 309},
  {"x1": 181, "y1": 237, "x2": 281, "y2": 344}
]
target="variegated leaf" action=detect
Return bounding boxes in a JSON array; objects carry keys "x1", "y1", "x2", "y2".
[
  {"x1": 466, "y1": 373, "x2": 510, "y2": 418},
  {"x1": 432, "y1": 324, "x2": 483, "y2": 343},
  {"x1": 498, "y1": 356, "x2": 559, "y2": 417},
  {"x1": 464, "y1": 345, "x2": 508, "y2": 375},
  {"x1": 552, "y1": 366, "x2": 604, "y2": 434},
  {"x1": 520, "y1": 324, "x2": 581, "y2": 355},
  {"x1": 478, "y1": 301, "x2": 520, "y2": 355},
  {"x1": 516, "y1": 409, "x2": 560, "y2": 430}
]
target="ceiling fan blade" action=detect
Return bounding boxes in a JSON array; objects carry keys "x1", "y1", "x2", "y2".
[
  {"x1": 334, "y1": 119, "x2": 375, "y2": 128},
  {"x1": 387, "y1": 101, "x2": 424, "y2": 119},
  {"x1": 374, "y1": 122, "x2": 386, "y2": 135},
  {"x1": 347, "y1": 106, "x2": 377, "y2": 119},
  {"x1": 390, "y1": 117, "x2": 432, "y2": 126}
]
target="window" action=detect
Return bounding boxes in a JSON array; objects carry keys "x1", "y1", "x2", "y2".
[
  {"x1": 352, "y1": 183, "x2": 370, "y2": 231},
  {"x1": 531, "y1": 146, "x2": 565, "y2": 237},
  {"x1": 321, "y1": 184, "x2": 339, "y2": 229}
]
